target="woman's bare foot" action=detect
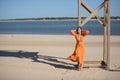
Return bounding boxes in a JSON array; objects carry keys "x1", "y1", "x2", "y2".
[{"x1": 77, "y1": 68, "x2": 81, "y2": 71}]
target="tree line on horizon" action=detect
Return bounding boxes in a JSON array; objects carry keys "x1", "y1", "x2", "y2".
[{"x1": 1, "y1": 16, "x2": 120, "y2": 21}]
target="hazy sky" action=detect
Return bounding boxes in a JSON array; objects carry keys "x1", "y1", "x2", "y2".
[{"x1": 0, "y1": 0, "x2": 119, "y2": 19}]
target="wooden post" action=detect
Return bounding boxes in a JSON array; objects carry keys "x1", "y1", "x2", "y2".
[
  {"x1": 78, "y1": 0, "x2": 82, "y2": 27},
  {"x1": 103, "y1": 26, "x2": 107, "y2": 65},
  {"x1": 106, "y1": 0, "x2": 111, "y2": 70},
  {"x1": 103, "y1": 0, "x2": 107, "y2": 66},
  {"x1": 103, "y1": 0, "x2": 111, "y2": 69}
]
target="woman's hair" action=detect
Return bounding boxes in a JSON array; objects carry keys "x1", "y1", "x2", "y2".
[{"x1": 76, "y1": 27, "x2": 82, "y2": 34}]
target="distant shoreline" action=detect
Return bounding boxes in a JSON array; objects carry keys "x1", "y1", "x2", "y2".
[
  {"x1": 0, "y1": 19, "x2": 77, "y2": 22},
  {"x1": 0, "y1": 19, "x2": 120, "y2": 22}
]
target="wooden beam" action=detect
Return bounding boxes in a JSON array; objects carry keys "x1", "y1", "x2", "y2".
[
  {"x1": 81, "y1": 2, "x2": 105, "y2": 26},
  {"x1": 81, "y1": 1, "x2": 106, "y2": 26}
]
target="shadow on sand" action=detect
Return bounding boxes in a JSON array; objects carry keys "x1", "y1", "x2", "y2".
[{"x1": 0, "y1": 50, "x2": 74, "y2": 70}]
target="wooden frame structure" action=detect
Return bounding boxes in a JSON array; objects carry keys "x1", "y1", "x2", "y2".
[{"x1": 78, "y1": 0, "x2": 110, "y2": 70}]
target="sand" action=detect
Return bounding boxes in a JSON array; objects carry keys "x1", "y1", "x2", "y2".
[{"x1": 0, "y1": 34, "x2": 120, "y2": 80}]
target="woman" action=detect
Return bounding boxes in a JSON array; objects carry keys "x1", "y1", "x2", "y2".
[{"x1": 69, "y1": 27, "x2": 89, "y2": 71}]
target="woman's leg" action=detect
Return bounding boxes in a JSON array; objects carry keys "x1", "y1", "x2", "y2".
[
  {"x1": 77, "y1": 64, "x2": 83, "y2": 71},
  {"x1": 77, "y1": 62, "x2": 81, "y2": 71},
  {"x1": 80, "y1": 64, "x2": 83, "y2": 70},
  {"x1": 80, "y1": 47, "x2": 84, "y2": 70}
]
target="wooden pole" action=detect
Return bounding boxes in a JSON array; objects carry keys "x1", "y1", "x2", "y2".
[
  {"x1": 78, "y1": 0, "x2": 82, "y2": 27},
  {"x1": 107, "y1": 0, "x2": 111, "y2": 70},
  {"x1": 103, "y1": 27, "x2": 107, "y2": 65},
  {"x1": 103, "y1": 0, "x2": 107, "y2": 66}
]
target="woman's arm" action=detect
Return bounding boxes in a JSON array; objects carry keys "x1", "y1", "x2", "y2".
[
  {"x1": 70, "y1": 30, "x2": 77, "y2": 36},
  {"x1": 82, "y1": 30, "x2": 89, "y2": 36}
]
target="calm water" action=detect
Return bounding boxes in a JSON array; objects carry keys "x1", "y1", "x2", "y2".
[{"x1": 0, "y1": 20, "x2": 120, "y2": 35}]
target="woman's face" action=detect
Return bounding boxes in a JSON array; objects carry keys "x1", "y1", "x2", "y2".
[{"x1": 77, "y1": 28, "x2": 81, "y2": 34}]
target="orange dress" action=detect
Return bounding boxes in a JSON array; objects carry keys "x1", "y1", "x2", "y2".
[{"x1": 69, "y1": 30, "x2": 89, "y2": 64}]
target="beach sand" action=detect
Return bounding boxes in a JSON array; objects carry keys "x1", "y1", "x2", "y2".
[{"x1": 0, "y1": 34, "x2": 120, "y2": 80}]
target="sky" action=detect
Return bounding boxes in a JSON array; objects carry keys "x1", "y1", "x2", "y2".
[{"x1": 0, "y1": 0, "x2": 120, "y2": 19}]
